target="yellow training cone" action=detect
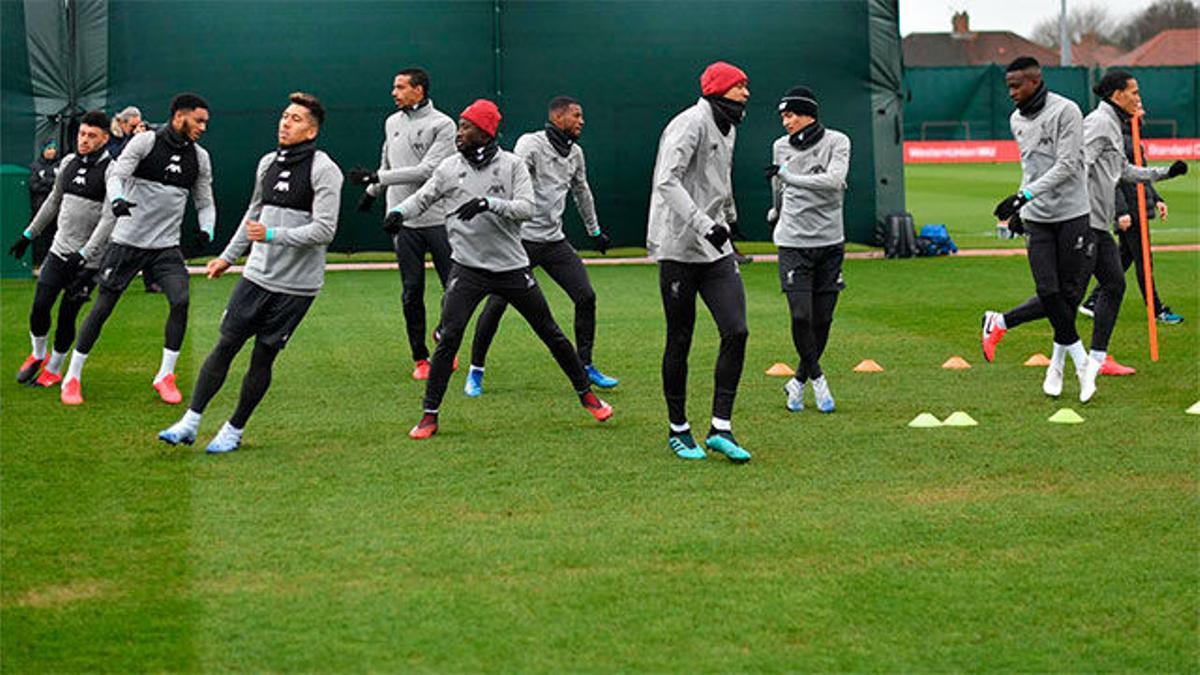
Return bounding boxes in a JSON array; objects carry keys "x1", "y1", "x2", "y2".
[
  {"x1": 1048, "y1": 408, "x2": 1085, "y2": 424},
  {"x1": 765, "y1": 362, "x2": 795, "y2": 377},
  {"x1": 942, "y1": 356, "x2": 971, "y2": 370},
  {"x1": 941, "y1": 411, "x2": 978, "y2": 427},
  {"x1": 853, "y1": 359, "x2": 884, "y2": 372},
  {"x1": 1024, "y1": 353, "x2": 1051, "y2": 367},
  {"x1": 1186, "y1": 401, "x2": 1200, "y2": 415},
  {"x1": 908, "y1": 413, "x2": 942, "y2": 428}
]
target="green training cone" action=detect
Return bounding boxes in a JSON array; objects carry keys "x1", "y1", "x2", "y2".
[
  {"x1": 1187, "y1": 401, "x2": 1200, "y2": 415},
  {"x1": 942, "y1": 411, "x2": 978, "y2": 427},
  {"x1": 908, "y1": 413, "x2": 942, "y2": 428},
  {"x1": 1048, "y1": 408, "x2": 1085, "y2": 424}
]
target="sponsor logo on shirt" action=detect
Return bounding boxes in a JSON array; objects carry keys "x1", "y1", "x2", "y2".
[{"x1": 166, "y1": 154, "x2": 183, "y2": 175}]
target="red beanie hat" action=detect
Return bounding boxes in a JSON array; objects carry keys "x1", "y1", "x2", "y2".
[
  {"x1": 461, "y1": 99, "x2": 502, "y2": 138},
  {"x1": 700, "y1": 61, "x2": 748, "y2": 97}
]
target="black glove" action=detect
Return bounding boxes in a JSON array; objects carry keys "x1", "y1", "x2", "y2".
[
  {"x1": 383, "y1": 210, "x2": 404, "y2": 234},
  {"x1": 1168, "y1": 160, "x2": 1188, "y2": 178},
  {"x1": 194, "y1": 230, "x2": 212, "y2": 249},
  {"x1": 112, "y1": 198, "x2": 136, "y2": 218},
  {"x1": 63, "y1": 251, "x2": 86, "y2": 270},
  {"x1": 1007, "y1": 212, "x2": 1025, "y2": 236},
  {"x1": 348, "y1": 166, "x2": 379, "y2": 185},
  {"x1": 704, "y1": 224, "x2": 730, "y2": 251},
  {"x1": 356, "y1": 192, "x2": 377, "y2": 213},
  {"x1": 66, "y1": 268, "x2": 98, "y2": 302},
  {"x1": 453, "y1": 198, "x2": 489, "y2": 221},
  {"x1": 763, "y1": 164, "x2": 781, "y2": 181},
  {"x1": 591, "y1": 232, "x2": 611, "y2": 255},
  {"x1": 8, "y1": 236, "x2": 30, "y2": 259},
  {"x1": 728, "y1": 220, "x2": 742, "y2": 240},
  {"x1": 993, "y1": 192, "x2": 1030, "y2": 222}
]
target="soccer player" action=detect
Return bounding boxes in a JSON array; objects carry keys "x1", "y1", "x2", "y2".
[
  {"x1": 982, "y1": 70, "x2": 1187, "y2": 401},
  {"x1": 62, "y1": 93, "x2": 216, "y2": 406},
  {"x1": 158, "y1": 92, "x2": 341, "y2": 453},
  {"x1": 8, "y1": 111, "x2": 115, "y2": 387},
  {"x1": 347, "y1": 68, "x2": 457, "y2": 380},
  {"x1": 984, "y1": 57, "x2": 1092, "y2": 401},
  {"x1": 646, "y1": 61, "x2": 751, "y2": 464},
  {"x1": 383, "y1": 99, "x2": 614, "y2": 440},
  {"x1": 765, "y1": 87, "x2": 851, "y2": 414},
  {"x1": 463, "y1": 95, "x2": 618, "y2": 397}
]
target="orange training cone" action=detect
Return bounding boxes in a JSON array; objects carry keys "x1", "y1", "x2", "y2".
[
  {"x1": 853, "y1": 359, "x2": 884, "y2": 373},
  {"x1": 942, "y1": 356, "x2": 971, "y2": 370},
  {"x1": 1024, "y1": 353, "x2": 1051, "y2": 367},
  {"x1": 765, "y1": 362, "x2": 795, "y2": 377}
]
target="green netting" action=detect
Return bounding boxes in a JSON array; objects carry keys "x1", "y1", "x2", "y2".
[{"x1": 905, "y1": 64, "x2": 1199, "y2": 140}]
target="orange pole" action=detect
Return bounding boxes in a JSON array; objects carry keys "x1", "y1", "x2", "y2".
[{"x1": 1130, "y1": 115, "x2": 1159, "y2": 361}]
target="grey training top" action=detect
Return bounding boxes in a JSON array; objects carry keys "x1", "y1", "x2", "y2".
[
  {"x1": 770, "y1": 129, "x2": 850, "y2": 248},
  {"x1": 27, "y1": 152, "x2": 116, "y2": 267},
  {"x1": 220, "y1": 150, "x2": 343, "y2": 297},
  {"x1": 512, "y1": 130, "x2": 600, "y2": 242},
  {"x1": 102, "y1": 130, "x2": 216, "y2": 249},
  {"x1": 1083, "y1": 101, "x2": 1167, "y2": 232},
  {"x1": 365, "y1": 101, "x2": 457, "y2": 228},
  {"x1": 646, "y1": 98, "x2": 738, "y2": 264},
  {"x1": 1009, "y1": 91, "x2": 1090, "y2": 223},
  {"x1": 396, "y1": 151, "x2": 535, "y2": 272}
]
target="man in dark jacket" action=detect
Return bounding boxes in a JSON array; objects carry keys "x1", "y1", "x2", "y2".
[{"x1": 28, "y1": 140, "x2": 61, "y2": 268}]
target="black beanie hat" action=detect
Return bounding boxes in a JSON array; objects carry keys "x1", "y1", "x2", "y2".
[{"x1": 779, "y1": 86, "x2": 818, "y2": 118}]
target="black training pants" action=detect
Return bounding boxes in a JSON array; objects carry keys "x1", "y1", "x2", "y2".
[
  {"x1": 1008, "y1": 216, "x2": 1092, "y2": 345},
  {"x1": 393, "y1": 226, "x2": 453, "y2": 362},
  {"x1": 659, "y1": 256, "x2": 748, "y2": 426},
  {"x1": 1085, "y1": 222, "x2": 1164, "y2": 315},
  {"x1": 470, "y1": 239, "x2": 598, "y2": 368},
  {"x1": 29, "y1": 254, "x2": 89, "y2": 354},
  {"x1": 422, "y1": 263, "x2": 590, "y2": 411}
]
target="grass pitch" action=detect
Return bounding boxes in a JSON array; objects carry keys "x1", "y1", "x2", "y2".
[{"x1": 2, "y1": 248, "x2": 1197, "y2": 670}]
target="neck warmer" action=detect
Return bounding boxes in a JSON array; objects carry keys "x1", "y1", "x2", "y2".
[
  {"x1": 461, "y1": 137, "x2": 499, "y2": 167},
  {"x1": 545, "y1": 123, "x2": 575, "y2": 157},
  {"x1": 162, "y1": 123, "x2": 195, "y2": 149},
  {"x1": 275, "y1": 139, "x2": 317, "y2": 167},
  {"x1": 1102, "y1": 97, "x2": 1132, "y2": 123},
  {"x1": 77, "y1": 146, "x2": 108, "y2": 166},
  {"x1": 1017, "y1": 82, "x2": 1049, "y2": 118},
  {"x1": 704, "y1": 95, "x2": 746, "y2": 135},
  {"x1": 402, "y1": 98, "x2": 431, "y2": 114},
  {"x1": 789, "y1": 121, "x2": 826, "y2": 150}
]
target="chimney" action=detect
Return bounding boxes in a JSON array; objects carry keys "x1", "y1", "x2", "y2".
[{"x1": 952, "y1": 11, "x2": 970, "y2": 37}]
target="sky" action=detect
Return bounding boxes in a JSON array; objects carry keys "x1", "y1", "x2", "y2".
[{"x1": 898, "y1": 0, "x2": 1162, "y2": 39}]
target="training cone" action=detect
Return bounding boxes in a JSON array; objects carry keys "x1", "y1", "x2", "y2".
[
  {"x1": 942, "y1": 356, "x2": 972, "y2": 370},
  {"x1": 1048, "y1": 408, "x2": 1085, "y2": 424},
  {"x1": 765, "y1": 362, "x2": 795, "y2": 377},
  {"x1": 1186, "y1": 401, "x2": 1200, "y2": 415},
  {"x1": 941, "y1": 411, "x2": 978, "y2": 427},
  {"x1": 908, "y1": 413, "x2": 942, "y2": 428},
  {"x1": 1024, "y1": 353, "x2": 1051, "y2": 367},
  {"x1": 853, "y1": 359, "x2": 884, "y2": 373}
]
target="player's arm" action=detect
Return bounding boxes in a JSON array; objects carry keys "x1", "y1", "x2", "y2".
[
  {"x1": 379, "y1": 118, "x2": 456, "y2": 186},
  {"x1": 220, "y1": 155, "x2": 270, "y2": 266},
  {"x1": 655, "y1": 117, "x2": 713, "y2": 234},
  {"x1": 483, "y1": 159, "x2": 535, "y2": 222},
  {"x1": 191, "y1": 149, "x2": 217, "y2": 241},
  {"x1": 105, "y1": 131, "x2": 151, "y2": 207},
  {"x1": 569, "y1": 148, "x2": 602, "y2": 237},
  {"x1": 776, "y1": 135, "x2": 850, "y2": 192},
  {"x1": 388, "y1": 158, "x2": 449, "y2": 229}
]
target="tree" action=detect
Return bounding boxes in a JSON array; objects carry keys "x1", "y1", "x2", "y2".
[
  {"x1": 1117, "y1": 0, "x2": 1200, "y2": 50},
  {"x1": 1031, "y1": 3, "x2": 1118, "y2": 48}
]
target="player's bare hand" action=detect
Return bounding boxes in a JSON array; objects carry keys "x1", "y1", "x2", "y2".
[
  {"x1": 246, "y1": 220, "x2": 268, "y2": 241},
  {"x1": 1117, "y1": 215, "x2": 1132, "y2": 231},
  {"x1": 206, "y1": 258, "x2": 230, "y2": 279}
]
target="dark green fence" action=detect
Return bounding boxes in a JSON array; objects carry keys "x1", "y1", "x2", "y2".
[
  {"x1": 2, "y1": 0, "x2": 904, "y2": 249},
  {"x1": 904, "y1": 64, "x2": 1200, "y2": 141}
]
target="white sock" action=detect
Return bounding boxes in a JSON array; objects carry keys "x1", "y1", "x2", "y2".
[
  {"x1": 219, "y1": 421, "x2": 243, "y2": 438},
  {"x1": 66, "y1": 350, "x2": 88, "y2": 382},
  {"x1": 1051, "y1": 342, "x2": 1067, "y2": 368},
  {"x1": 711, "y1": 417, "x2": 731, "y2": 432},
  {"x1": 423, "y1": 408, "x2": 439, "y2": 416},
  {"x1": 155, "y1": 348, "x2": 180, "y2": 383},
  {"x1": 180, "y1": 409, "x2": 202, "y2": 431},
  {"x1": 31, "y1": 333, "x2": 48, "y2": 359},
  {"x1": 813, "y1": 375, "x2": 827, "y2": 388},
  {"x1": 46, "y1": 350, "x2": 67, "y2": 374},
  {"x1": 670, "y1": 422, "x2": 690, "y2": 434},
  {"x1": 995, "y1": 313, "x2": 1007, "y2": 330},
  {"x1": 1089, "y1": 349, "x2": 1106, "y2": 364},
  {"x1": 1066, "y1": 341, "x2": 1088, "y2": 373},
  {"x1": 469, "y1": 365, "x2": 485, "y2": 373}
]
